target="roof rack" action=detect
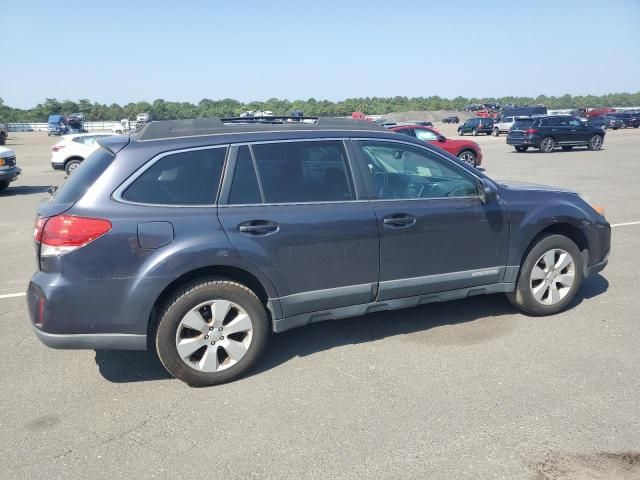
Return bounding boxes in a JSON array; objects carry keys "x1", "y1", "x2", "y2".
[{"x1": 133, "y1": 116, "x2": 385, "y2": 141}]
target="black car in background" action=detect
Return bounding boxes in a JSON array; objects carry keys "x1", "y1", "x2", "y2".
[
  {"x1": 458, "y1": 117, "x2": 494, "y2": 136},
  {"x1": 507, "y1": 116, "x2": 605, "y2": 153},
  {"x1": 612, "y1": 112, "x2": 640, "y2": 128},
  {"x1": 587, "y1": 115, "x2": 624, "y2": 130},
  {"x1": 442, "y1": 116, "x2": 459, "y2": 124}
]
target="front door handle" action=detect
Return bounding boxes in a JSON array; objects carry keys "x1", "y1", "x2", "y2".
[
  {"x1": 238, "y1": 221, "x2": 279, "y2": 235},
  {"x1": 383, "y1": 214, "x2": 416, "y2": 228}
]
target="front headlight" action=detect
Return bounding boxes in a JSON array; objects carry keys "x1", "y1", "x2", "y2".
[{"x1": 578, "y1": 194, "x2": 605, "y2": 217}]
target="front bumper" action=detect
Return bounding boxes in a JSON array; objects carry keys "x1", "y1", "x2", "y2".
[
  {"x1": 506, "y1": 136, "x2": 539, "y2": 147},
  {"x1": 0, "y1": 166, "x2": 21, "y2": 183}
]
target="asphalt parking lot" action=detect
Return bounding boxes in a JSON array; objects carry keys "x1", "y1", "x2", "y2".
[{"x1": 1, "y1": 128, "x2": 639, "y2": 479}]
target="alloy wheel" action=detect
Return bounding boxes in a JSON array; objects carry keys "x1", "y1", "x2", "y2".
[
  {"x1": 458, "y1": 152, "x2": 476, "y2": 166},
  {"x1": 175, "y1": 300, "x2": 253, "y2": 372},
  {"x1": 529, "y1": 249, "x2": 576, "y2": 305},
  {"x1": 590, "y1": 135, "x2": 602, "y2": 150}
]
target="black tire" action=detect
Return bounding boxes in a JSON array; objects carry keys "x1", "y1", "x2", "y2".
[
  {"x1": 492, "y1": 128, "x2": 499, "y2": 137},
  {"x1": 0, "y1": 132, "x2": 6, "y2": 145},
  {"x1": 457, "y1": 150, "x2": 477, "y2": 167},
  {"x1": 540, "y1": 136, "x2": 555, "y2": 153},
  {"x1": 155, "y1": 278, "x2": 270, "y2": 386},
  {"x1": 472, "y1": 128, "x2": 478, "y2": 136},
  {"x1": 515, "y1": 146, "x2": 528, "y2": 152},
  {"x1": 458, "y1": 129, "x2": 463, "y2": 136},
  {"x1": 561, "y1": 146, "x2": 573, "y2": 151},
  {"x1": 587, "y1": 134, "x2": 603, "y2": 151},
  {"x1": 115, "y1": 130, "x2": 123, "y2": 134},
  {"x1": 0, "y1": 180, "x2": 9, "y2": 193},
  {"x1": 64, "y1": 159, "x2": 82, "y2": 175},
  {"x1": 506, "y1": 234, "x2": 583, "y2": 316}
]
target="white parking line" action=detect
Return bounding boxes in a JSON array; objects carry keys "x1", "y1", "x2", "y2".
[
  {"x1": 0, "y1": 292, "x2": 26, "y2": 300},
  {"x1": 611, "y1": 221, "x2": 640, "y2": 227}
]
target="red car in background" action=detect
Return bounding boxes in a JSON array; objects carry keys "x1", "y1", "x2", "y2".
[{"x1": 390, "y1": 125, "x2": 483, "y2": 167}]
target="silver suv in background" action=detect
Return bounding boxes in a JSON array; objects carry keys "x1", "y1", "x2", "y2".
[{"x1": 492, "y1": 116, "x2": 523, "y2": 136}]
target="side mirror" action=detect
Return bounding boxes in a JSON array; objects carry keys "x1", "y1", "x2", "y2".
[
  {"x1": 437, "y1": 135, "x2": 446, "y2": 142},
  {"x1": 477, "y1": 178, "x2": 497, "y2": 204}
]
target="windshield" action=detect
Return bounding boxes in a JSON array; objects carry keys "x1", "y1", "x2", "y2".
[{"x1": 513, "y1": 119, "x2": 534, "y2": 129}]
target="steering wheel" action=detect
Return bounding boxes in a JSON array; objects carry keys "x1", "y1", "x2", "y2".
[
  {"x1": 444, "y1": 184, "x2": 470, "y2": 198},
  {"x1": 370, "y1": 164, "x2": 388, "y2": 198}
]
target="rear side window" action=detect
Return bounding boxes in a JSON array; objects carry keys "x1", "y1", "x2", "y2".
[
  {"x1": 53, "y1": 148, "x2": 115, "y2": 204},
  {"x1": 252, "y1": 140, "x2": 354, "y2": 203},
  {"x1": 122, "y1": 147, "x2": 226, "y2": 205},
  {"x1": 513, "y1": 119, "x2": 534, "y2": 129}
]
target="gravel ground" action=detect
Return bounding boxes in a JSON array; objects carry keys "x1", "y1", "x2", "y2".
[{"x1": 0, "y1": 128, "x2": 639, "y2": 480}]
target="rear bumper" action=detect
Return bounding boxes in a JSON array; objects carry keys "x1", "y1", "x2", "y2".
[
  {"x1": 506, "y1": 137, "x2": 539, "y2": 147},
  {"x1": 0, "y1": 166, "x2": 21, "y2": 183},
  {"x1": 32, "y1": 327, "x2": 146, "y2": 350},
  {"x1": 51, "y1": 161, "x2": 65, "y2": 171}
]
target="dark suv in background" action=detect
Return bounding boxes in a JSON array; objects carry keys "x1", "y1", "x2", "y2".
[
  {"x1": 458, "y1": 117, "x2": 494, "y2": 136},
  {"x1": 28, "y1": 117, "x2": 610, "y2": 386},
  {"x1": 507, "y1": 116, "x2": 605, "y2": 153},
  {"x1": 612, "y1": 112, "x2": 640, "y2": 128}
]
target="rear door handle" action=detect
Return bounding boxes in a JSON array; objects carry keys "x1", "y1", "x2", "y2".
[
  {"x1": 238, "y1": 221, "x2": 279, "y2": 235},
  {"x1": 383, "y1": 214, "x2": 416, "y2": 228}
]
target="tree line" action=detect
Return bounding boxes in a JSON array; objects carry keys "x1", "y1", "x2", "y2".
[{"x1": 1, "y1": 92, "x2": 640, "y2": 122}]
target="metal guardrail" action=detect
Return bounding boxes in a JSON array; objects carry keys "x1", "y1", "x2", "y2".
[{"x1": 6, "y1": 121, "x2": 139, "y2": 132}]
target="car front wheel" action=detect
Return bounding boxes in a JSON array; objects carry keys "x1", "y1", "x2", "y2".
[
  {"x1": 506, "y1": 234, "x2": 583, "y2": 316},
  {"x1": 588, "y1": 135, "x2": 603, "y2": 151},
  {"x1": 458, "y1": 129, "x2": 463, "y2": 136},
  {"x1": 472, "y1": 128, "x2": 478, "y2": 136},
  {"x1": 155, "y1": 278, "x2": 269, "y2": 386}
]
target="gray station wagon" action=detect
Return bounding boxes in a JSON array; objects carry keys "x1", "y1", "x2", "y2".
[{"x1": 28, "y1": 117, "x2": 611, "y2": 386}]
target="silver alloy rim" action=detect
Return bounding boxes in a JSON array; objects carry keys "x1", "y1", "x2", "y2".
[
  {"x1": 591, "y1": 136, "x2": 602, "y2": 149},
  {"x1": 175, "y1": 300, "x2": 253, "y2": 372},
  {"x1": 459, "y1": 152, "x2": 475, "y2": 165},
  {"x1": 529, "y1": 248, "x2": 576, "y2": 305},
  {"x1": 68, "y1": 162, "x2": 79, "y2": 171},
  {"x1": 541, "y1": 138, "x2": 554, "y2": 152}
]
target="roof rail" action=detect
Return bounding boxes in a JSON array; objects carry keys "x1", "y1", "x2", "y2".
[{"x1": 133, "y1": 116, "x2": 385, "y2": 141}]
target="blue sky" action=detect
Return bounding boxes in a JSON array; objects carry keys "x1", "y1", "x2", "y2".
[{"x1": 3, "y1": 0, "x2": 639, "y2": 108}]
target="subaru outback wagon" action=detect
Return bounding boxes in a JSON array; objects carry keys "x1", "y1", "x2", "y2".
[{"x1": 28, "y1": 117, "x2": 611, "y2": 386}]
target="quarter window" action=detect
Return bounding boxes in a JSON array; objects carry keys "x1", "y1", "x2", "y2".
[
  {"x1": 358, "y1": 141, "x2": 478, "y2": 200},
  {"x1": 252, "y1": 141, "x2": 355, "y2": 203},
  {"x1": 122, "y1": 147, "x2": 226, "y2": 205}
]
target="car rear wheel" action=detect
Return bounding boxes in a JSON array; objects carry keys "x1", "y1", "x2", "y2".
[
  {"x1": 64, "y1": 159, "x2": 82, "y2": 175},
  {"x1": 561, "y1": 146, "x2": 573, "y2": 151},
  {"x1": 458, "y1": 129, "x2": 463, "y2": 136},
  {"x1": 492, "y1": 128, "x2": 499, "y2": 137},
  {"x1": 0, "y1": 180, "x2": 9, "y2": 193},
  {"x1": 506, "y1": 234, "x2": 583, "y2": 316},
  {"x1": 540, "y1": 137, "x2": 555, "y2": 153},
  {"x1": 457, "y1": 150, "x2": 477, "y2": 167},
  {"x1": 155, "y1": 278, "x2": 269, "y2": 386},
  {"x1": 515, "y1": 146, "x2": 528, "y2": 152},
  {"x1": 472, "y1": 128, "x2": 478, "y2": 136},
  {"x1": 588, "y1": 135, "x2": 603, "y2": 151}
]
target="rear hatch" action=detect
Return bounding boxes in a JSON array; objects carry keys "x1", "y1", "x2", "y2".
[{"x1": 509, "y1": 119, "x2": 535, "y2": 139}]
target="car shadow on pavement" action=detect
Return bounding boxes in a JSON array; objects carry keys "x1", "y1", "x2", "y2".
[
  {"x1": 1, "y1": 185, "x2": 52, "y2": 196},
  {"x1": 93, "y1": 274, "x2": 608, "y2": 384}
]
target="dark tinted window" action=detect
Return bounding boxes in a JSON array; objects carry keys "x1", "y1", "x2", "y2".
[
  {"x1": 228, "y1": 146, "x2": 262, "y2": 205},
  {"x1": 53, "y1": 148, "x2": 115, "y2": 204},
  {"x1": 514, "y1": 119, "x2": 534, "y2": 129},
  {"x1": 252, "y1": 141, "x2": 354, "y2": 203},
  {"x1": 123, "y1": 147, "x2": 226, "y2": 205}
]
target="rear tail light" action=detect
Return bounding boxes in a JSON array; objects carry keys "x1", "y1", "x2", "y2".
[
  {"x1": 525, "y1": 129, "x2": 538, "y2": 134},
  {"x1": 34, "y1": 215, "x2": 112, "y2": 257},
  {"x1": 52, "y1": 144, "x2": 65, "y2": 152}
]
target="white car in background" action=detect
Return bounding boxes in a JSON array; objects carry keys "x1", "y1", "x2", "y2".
[{"x1": 50, "y1": 133, "x2": 113, "y2": 174}]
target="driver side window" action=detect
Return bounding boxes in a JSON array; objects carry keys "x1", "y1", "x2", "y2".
[{"x1": 358, "y1": 141, "x2": 478, "y2": 200}]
